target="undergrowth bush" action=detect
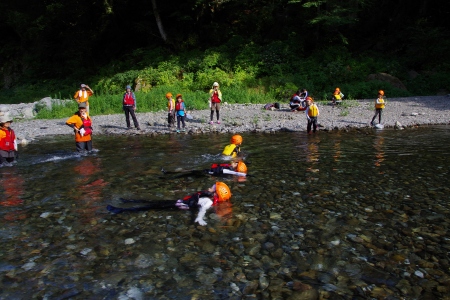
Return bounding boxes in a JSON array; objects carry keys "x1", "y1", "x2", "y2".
[{"x1": 4, "y1": 41, "x2": 448, "y2": 111}]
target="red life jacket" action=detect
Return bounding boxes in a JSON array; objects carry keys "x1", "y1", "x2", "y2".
[
  {"x1": 0, "y1": 128, "x2": 16, "y2": 151},
  {"x1": 211, "y1": 92, "x2": 221, "y2": 103},
  {"x1": 81, "y1": 118, "x2": 92, "y2": 136},
  {"x1": 123, "y1": 93, "x2": 134, "y2": 106},
  {"x1": 175, "y1": 101, "x2": 185, "y2": 111},
  {"x1": 211, "y1": 163, "x2": 230, "y2": 168}
]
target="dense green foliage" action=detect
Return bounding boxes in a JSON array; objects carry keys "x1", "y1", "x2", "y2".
[{"x1": 2, "y1": 0, "x2": 450, "y2": 108}]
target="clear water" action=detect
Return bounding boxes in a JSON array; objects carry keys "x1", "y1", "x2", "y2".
[{"x1": 1, "y1": 126, "x2": 449, "y2": 299}]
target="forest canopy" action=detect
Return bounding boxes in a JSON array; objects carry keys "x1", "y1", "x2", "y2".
[{"x1": 1, "y1": 0, "x2": 449, "y2": 103}]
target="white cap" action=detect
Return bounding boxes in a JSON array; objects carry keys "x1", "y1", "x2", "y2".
[{"x1": 212, "y1": 82, "x2": 219, "y2": 87}]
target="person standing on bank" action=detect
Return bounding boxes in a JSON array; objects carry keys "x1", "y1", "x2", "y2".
[
  {"x1": 0, "y1": 115, "x2": 18, "y2": 167},
  {"x1": 123, "y1": 85, "x2": 140, "y2": 130},
  {"x1": 74, "y1": 84, "x2": 94, "y2": 113},
  {"x1": 209, "y1": 82, "x2": 222, "y2": 124},
  {"x1": 66, "y1": 102, "x2": 93, "y2": 152},
  {"x1": 371, "y1": 90, "x2": 386, "y2": 126},
  {"x1": 305, "y1": 97, "x2": 320, "y2": 134}
]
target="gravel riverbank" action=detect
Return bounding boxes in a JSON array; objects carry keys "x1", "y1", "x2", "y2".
[{"x1": 9, "y1": 95, "x2": 450, "y2": 144}]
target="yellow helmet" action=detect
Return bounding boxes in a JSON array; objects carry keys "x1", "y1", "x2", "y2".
[
  {"x1": 165, "y1": 92, "x2": 173, "y2": 99},
  {"x1": 231, "y1": 134, "x2": 243, "y2": 145},
  {"x1": 236, "y1": 161, "x2": 247, "y2": 173},
  {"x1": 215, "y1": 182, "x2": 232, "y2": 201}
]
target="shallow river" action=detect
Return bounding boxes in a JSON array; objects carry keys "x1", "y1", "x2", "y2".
[{"x1": 1, "y1": 126, "x2": 450, "y2": 299}]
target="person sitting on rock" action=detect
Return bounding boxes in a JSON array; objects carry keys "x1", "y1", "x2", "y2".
[
  {"x1": 106, "y1": 182, "x2": 232, "y2": 226},
  {"x1": 332, "y1": 87, "x2": 344, "y2": 106},
  {"x1": 0, "y1": 115, "x2": 18, "y2": 167},
  {"x1": 222, "y1": 134, "x2": 243, "y2": 158}
]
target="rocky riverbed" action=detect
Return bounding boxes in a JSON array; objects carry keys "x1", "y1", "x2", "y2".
[{"x1": 4, "y1": 95, "x2": 450, "y2": 144}]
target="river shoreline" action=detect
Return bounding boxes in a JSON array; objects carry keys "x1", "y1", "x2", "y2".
[{"x1": 9, "y1": 95, "x2": 450, "y2": 144}]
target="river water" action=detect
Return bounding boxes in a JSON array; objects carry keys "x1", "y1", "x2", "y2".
[{"x1": 1, "y1": 126, "x2": 449, "y2": 299}]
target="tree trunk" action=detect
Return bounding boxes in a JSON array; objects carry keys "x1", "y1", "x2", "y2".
[{"x1": 151, "y1": 0, "x2": 168, "y2": 42}]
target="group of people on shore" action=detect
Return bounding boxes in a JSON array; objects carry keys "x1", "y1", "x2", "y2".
[{"x1": 287, "y1": 87, "x2": 386, "y2": 133}]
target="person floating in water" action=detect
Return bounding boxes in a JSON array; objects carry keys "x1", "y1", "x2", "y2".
[
  {"x1": 107, "y1": 182, "x2": 232, "y2": 226},
  {"x1": 160, "y1": 160, "x2": 248, "y2": 179},
  {"x1": 222, "y1": 134, "x2": 243, "y2": 158}
]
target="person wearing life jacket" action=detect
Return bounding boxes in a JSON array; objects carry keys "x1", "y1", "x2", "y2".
[
  {"x1": 123, "y1": 85, "x2": 141, "y2": 130},
  {"x1": 175, "y1": 94, "x2": 187, "y2": 133},
  {"x1": 206, "y1": 161, "x2": 248, "y2": 177},
  {"x1": 332, "y1": 87, "x2": 344, "y2": 106},
  {"x1": 166, "y1": 92, "x2": 176, "y2": 128},
  {"x1": 305, "y1": 97, "x2": 320, "y2": 134},
  {"x1": 106, "y1": 182, "x2": 232, "y2": 226},
  {"x1": 0, "y1": 115, "x2": 18, "y2": 167},
  {"x1": 160, "y1": 161, "x2": 248, "y2": 180},
  {"x1": 222, "y1": 134, "x2": 243, "y2": 158},
  {"x1": 66, "y1": 102, "x2": 93, "y2": 152},
  {"x1": 73, "y1": 83, "x2": 94, "y2": 113},
  {"x1": 371, "y1": 90, "x2": 386, "y2": 126},
  {"x1": 290, "y1": 89, "x2": 307, "y2": 111},
  {"x1": 209, "y1": 82, "x2": 222, "y2": 125}
]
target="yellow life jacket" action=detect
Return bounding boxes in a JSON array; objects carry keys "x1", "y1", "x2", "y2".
[
  {"x1": 167, "y1": 99, "x2": 175, "y2": 110},
  {"x1": 308, "y1": 104, "x2": 319, "y2": 117},
  {"x1": 375, "y1": 98, "x2": 385, "y2": 109},
  {"x1": 222, "y1": 144, "x2": 237, "y2": 157}
]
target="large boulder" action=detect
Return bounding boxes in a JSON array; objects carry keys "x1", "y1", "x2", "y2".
[{"x1": 367, "y1": 73, "x2": 407, "y2": 90}]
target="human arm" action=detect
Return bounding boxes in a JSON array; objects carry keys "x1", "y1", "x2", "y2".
[
  {"x1": 305, "y1": 107, "x2": 310, "y2": 120},
  {"x1": 195, "y1": 197, "x2": 213, "y2": 226}
]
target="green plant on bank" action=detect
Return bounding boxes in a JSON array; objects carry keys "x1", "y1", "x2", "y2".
[
  {"x1": 339, "y1": 109, "x2": 349, "y2": 117},
  {"x1": 264, "y1": 113, "x2": 272, "y2": 122},
  {"x1": 5, "y1": 42, "x2": 449, "y2": 117}
]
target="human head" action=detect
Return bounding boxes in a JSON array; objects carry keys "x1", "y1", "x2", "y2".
[
  {"x1": 231, "y1": 134, "x2": 243, "y2": 145},
  {"x1": 212, "y1": 82, "x2": 219, "y2": 89},
  {"x1": 236, "y1": 161, "x2": 247, "y2": 173},
  {"x1": 306, "y1": 96, "x2": 313, "y2": 104},
  {"x1": 126, "y1": 85, "x2": 131, "y2": 91},
  {"x1": 296, "y1": 89, "x2": 301, "y2": 95},
  {"x1": 335, "y1": 87, "x2": 340, "y2": 92},
  {"x1": 176, "y1": 94, "x2": 182, "y2": 101},
  {"x1": 80, "y1": 84, "x2": 86, "y2": 89},
  {"x1": 165, "y1": 92, "x2": 173, "y2": 99},
  {"x1": 0, "y1": 115, "x2": 13, "y2": 126},
  {"x1": 214, "y1": 182, "x2": 232, "y2": 201},
  {"x1": 78, "y1": 102, "x2": 87, "y2": 111},
  {"x1": 378, "y1": 90, "x2": 385, "y2": 96}
]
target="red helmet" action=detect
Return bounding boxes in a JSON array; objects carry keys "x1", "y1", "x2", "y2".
[{"x1": 231, "y1": 134, "x2": 243, "y2": 145}]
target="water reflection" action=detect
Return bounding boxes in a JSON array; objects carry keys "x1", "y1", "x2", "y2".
[
  {"x1": 1, "y1": 127, "x2": 449, "y2": 299},
  {"x1": 0, "y1": 170, "x2": 26, "y2": 221}
]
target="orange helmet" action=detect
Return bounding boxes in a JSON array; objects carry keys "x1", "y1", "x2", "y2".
[
  {"x1": 306, "y1": 96, "x2": 313, "y2": 102},
  {"x1": 236, "y1": 161, "x2": 247, "y2": 173},
  {"x1": 231, "y1": 134, "x2": 243, "y2": 145},
  {"x1": 165, "y1": 92, "x2": 173, "y2": 99},
  {"x1": 176, "y1": 94, "x2": 182, "y2": 99},
  {"x1": 335, "y1": 87, "x2": 340, "y2": 92},
  {"x1": 378, "y1": 90, "x2": 385, "y2": 96},
  {"x1": 215, "y1": 182, "x2": 232, "y2": 201}
]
